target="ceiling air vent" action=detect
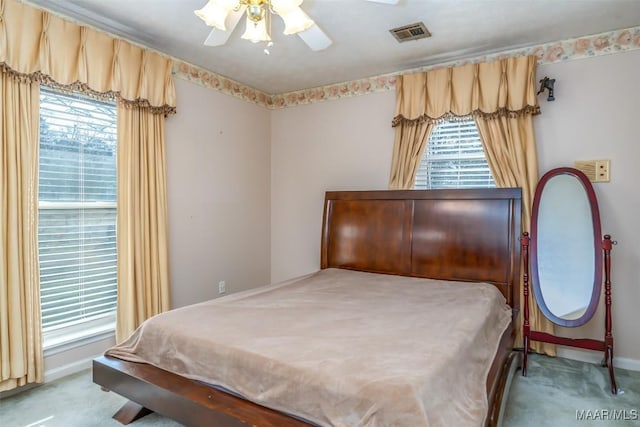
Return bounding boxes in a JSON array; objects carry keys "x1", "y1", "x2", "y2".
[{"x1": 389, "y1": 22, "x2": 431, "y2": 43}]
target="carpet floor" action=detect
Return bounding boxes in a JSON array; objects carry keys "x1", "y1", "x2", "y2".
[
  {"x1": 503, "y1": 353, "x2": 640, "y2": 426},
  {"x1": 1, "y1": 353, "x2": 639, "y2": 426}
]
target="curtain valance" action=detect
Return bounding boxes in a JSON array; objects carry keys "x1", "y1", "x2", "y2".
[
  {"x1": 392, "y1": 56, "x2": 540, "y2": 127},
  {"x1": 0, "y1": 0, "x2": 175, "y2": 114}
]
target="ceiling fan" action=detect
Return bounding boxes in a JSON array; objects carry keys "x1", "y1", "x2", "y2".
[{"x1": 194, "y1": 0, "x2": 399, "y2": 51}]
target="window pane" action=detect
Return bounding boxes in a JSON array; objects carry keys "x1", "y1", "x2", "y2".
[
  {"x1": 39, "y1": 89, "x2": 117, "y2": 203},
  {"x1": 39, "y1": 207, "x2": 117, "y2": 329},
  {"x1": 414, "y1": 119, "x2": 495, "y2": 190},
  {"x1": 38, "y1": 87, "x2": 117, "y2": 332}
]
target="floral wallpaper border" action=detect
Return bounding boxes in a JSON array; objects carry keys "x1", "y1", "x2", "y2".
[
  {"x1": 173, "y1": 61, "x2": 273, "y2": 108},
  {"x1": 173, "y1": 25, "x2": 640, "y2": 110}
]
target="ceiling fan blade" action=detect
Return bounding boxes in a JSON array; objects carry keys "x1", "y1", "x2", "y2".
[
  {"x1": 297, "y1": 24, "x2": 332, "y2": 51},
  {"x1": 365, "y1": 0, "x2": 400, "y2": 4},
  {"x1": 203, "y1": 6, "x2": 245, "y2": 46},
  {"x1": 204, "y1": 28, "x2": 230, "y2": 46}
]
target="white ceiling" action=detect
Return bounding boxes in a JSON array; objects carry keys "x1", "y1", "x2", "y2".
[{"x1": 22, "y1": 0, "x2": 640, "y2": 94}]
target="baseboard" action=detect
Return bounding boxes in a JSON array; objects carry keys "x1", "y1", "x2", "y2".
[
  {"x1": 557, "y1": 348, "x2": 640, "y2": 371},
  {"x1": 44, "y1": 354, "x2": 101, "y2": 383}
]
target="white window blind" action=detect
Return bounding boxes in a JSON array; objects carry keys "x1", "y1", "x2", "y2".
[
  {"x1": 414, "y1": 118, "x2": 495, "y2": 189},
  {"x1": 38, "y1": 87, "x2": 117, "y2": 332}
]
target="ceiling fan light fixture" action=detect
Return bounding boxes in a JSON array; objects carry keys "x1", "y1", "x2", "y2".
[
  {"x1": 241, "y1": 15, "x2": 272, "y2": 43},
  {"x1": 195, "y1": 0, "x2": 237, "y2": 31},
  {"x1": 196, "y1": 0, "x2": 328, "y2": 50},
  {"x1": 278, "y1": 7, "x2": 314, "y2": 35},
  {"x1": 246, "y1": 2, "x2": 266, "y2": 22}
]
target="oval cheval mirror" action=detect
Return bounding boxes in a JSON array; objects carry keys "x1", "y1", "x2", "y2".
[{"x1": 520, "y1": 167, "x2": 618, "y2": 394}]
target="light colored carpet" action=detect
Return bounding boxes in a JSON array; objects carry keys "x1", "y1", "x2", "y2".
[
  {"x1": 503, "y1": 353, "x2": 640, "y2": 427},
  {"x1": 0, "y1": 370, "x2": 181, "y2": 427},
  {"x1": 1, "y1": 353, "x2": 638, "y2": 426}
]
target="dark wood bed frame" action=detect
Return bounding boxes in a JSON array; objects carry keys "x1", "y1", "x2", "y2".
[{"x1": 93, "y1": 188, "x2": 523, "y2": 427}]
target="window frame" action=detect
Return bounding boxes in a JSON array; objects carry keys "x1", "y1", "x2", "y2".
[{"x1": 37, "y1": 86, "x2": 118, "y2": 350}]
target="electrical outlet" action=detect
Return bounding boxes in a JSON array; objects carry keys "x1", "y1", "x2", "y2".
[
  {"x1": 574, "y1": 159, "x2": 611, "y2": 182},
  {"x1": 595, "y1": 159, "x2": 610, "y2": 182},
  {"x1": 218, "y1": 280, "x2": 226, "y2": 294}
]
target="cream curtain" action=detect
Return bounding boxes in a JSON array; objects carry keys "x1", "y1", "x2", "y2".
[
  {"x1": 389, "y1": 73, "x2": 435, "y2": 189},
  {"x1": 116, "y1": 105, "x2": 170, "y2": 343},
  {"x1": 0, "y1": 0, "x2": 176, "y2": 389},
  {"x1": 0, "y1": 0, "x2": 176, "y2": 114},
  {"x1": 0, "y1": 73, "x2": 43, "y2": 392},
  {"x1": 390, "y1": 58, "x2": 541, "y2": 189},
  {"x1": 474, "y1": 114, "x2": 555, "y2": 355},
  {"x1": 389, "y1": 121, "x2": 434, "y2": 189},
  {"x1": 390, "y1": 55, "x2": 555, "y2": 354}
]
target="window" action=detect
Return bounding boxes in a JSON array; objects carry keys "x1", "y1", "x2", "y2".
[
  {"x1": 38, "y1": 87, "x2": 117, "y2": 342},
  {"x1": 414, "y1": 118, "x2": 495, "y2": 189}
]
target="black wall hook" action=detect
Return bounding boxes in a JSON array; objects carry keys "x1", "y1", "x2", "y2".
[{"x1": 537, "y1": 76, "x2": 556, "y2": 101}]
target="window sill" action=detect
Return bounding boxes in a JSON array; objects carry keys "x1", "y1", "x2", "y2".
[{"x1": 43, "y1": 321, "x2": 116, "y2": 357}]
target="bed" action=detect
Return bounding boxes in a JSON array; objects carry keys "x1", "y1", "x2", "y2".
[{"x1": 93, "y1": 188, "x2": 523, "y2": 427}]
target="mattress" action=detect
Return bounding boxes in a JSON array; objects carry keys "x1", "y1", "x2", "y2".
[{"x1": 106, "y1": 268, "x2": 511, "y2": 427}]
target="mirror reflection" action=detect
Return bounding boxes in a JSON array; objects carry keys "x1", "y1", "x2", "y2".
[{"x1": 536, "y1": 174, "x2": 595, "y2": 320}]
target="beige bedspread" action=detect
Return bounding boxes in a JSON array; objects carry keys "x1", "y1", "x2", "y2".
[{"x1": 106, "y1": 268, "x2": 512, "y2": 427}]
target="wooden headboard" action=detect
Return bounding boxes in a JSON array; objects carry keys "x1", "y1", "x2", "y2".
[{"x1": 320, "y1": 189, "x2": 522, "y2": 310}]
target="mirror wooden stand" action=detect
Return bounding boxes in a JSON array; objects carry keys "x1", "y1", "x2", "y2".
[{"x1": 521, "y1": 167, "x2": 617, "y2": 394}]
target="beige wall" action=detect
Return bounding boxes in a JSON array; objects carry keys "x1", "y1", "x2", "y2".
[
  {"x1": 270, "y1": 50, "x2": 640, "y2": 363},
  {"x1": 270, "y1": 93, "x2": 395, "y2": 282},
  {"x1": 535, "y1": 49, "x2": 640, "y2": 364},
  {"x1": 165, "y1": 78, "x2": 271, "y2": 307}
]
